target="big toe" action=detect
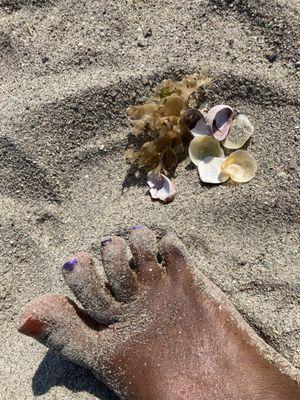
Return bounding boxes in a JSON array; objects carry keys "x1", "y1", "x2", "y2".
[{"x1": 17, "y1": 294, "x2": 100, "y2": 370}]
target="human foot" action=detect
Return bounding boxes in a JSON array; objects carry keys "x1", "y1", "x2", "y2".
[{"x1": 18, "y1": 227, "x2": 300, "y2": 400}]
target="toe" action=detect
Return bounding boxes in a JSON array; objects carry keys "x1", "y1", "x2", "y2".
[
  {"x1": 159, "y1": 233, "x2": 191, "y2": 278},
  {"x1": 129, "y1": 226, "x2": 162, "y2": 284},
  {"x1": 17, "y1": 294, "x2": 102, "y2": 371},
  {"x1": 62, "y1": 253, "x2": 120, "y2": 325},
  {"x1": 101, "y1": 236, "x2": 138, "y2": 302}
]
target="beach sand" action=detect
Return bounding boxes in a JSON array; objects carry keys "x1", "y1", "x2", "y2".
[{"x1": 0, "y1": 0, "x2": 299, "y2": 398}]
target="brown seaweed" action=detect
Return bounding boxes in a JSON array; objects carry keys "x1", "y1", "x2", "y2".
[{"x1": 126, "y1": 72, "x2": 212, "y2": 174}]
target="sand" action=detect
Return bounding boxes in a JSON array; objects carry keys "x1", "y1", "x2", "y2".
[{"x1": 0, "y1": 0, "x2": 299, "y2": 398}]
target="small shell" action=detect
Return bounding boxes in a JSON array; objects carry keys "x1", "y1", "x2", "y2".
[
  {"x1": 191, "y1": 118, "x2": 210, "y2": 137},
  {"x1": 198, "y1": 157, "x2": 229, "y2": 184},
  {"x1": 221, "y1": 150, "x2": 257, "y2": 183},
  {"x1": 181, "y1": 109, "x2": 210, "y2": 136},
  {"x1": 189, "y1": 135, "x2": 224, "y2": 166},
  {"x1": 147, "y1": 172, "x2": 176, "y2": 203},
  {"x1": 206, "y1": 105, "x2": 233, "y2": 141},
  {"x1": 223, "y1": 114, "x2": 254, "y2": 149}
]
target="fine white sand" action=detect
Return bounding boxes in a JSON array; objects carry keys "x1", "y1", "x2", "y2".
[{"x1": 0, "y1": 0, "x2": 299, "y2": 398}]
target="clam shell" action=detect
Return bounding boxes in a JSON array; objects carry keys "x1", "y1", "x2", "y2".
[
  {"x1": 189, "y1": 136, "x2": 224, "y2": 166},
  {"x1": 147, "y1": 172, "x2": 176, "y2": 203},
  {"x1": 206, "y1": 105, "x2": 233, "y2": 141},
  {"x1": 181, "y1": 109, "x2": 210, "y2": 136},
  {"x1": 191, "y1": 118, "x2": 210, "y2": 137},
  {"x1": 221, "y1": 150, "x2": 257, "y2": 182},
  {"x1": 198, "y1": 157, "x2": 229, "y2": 184},
  {"x1": 223, "y1": 114, "x2": 254, "y2": 149}
]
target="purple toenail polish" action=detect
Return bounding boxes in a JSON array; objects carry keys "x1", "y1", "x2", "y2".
[
  {"x1": 63, "y1": 258, "x2": 77, "y2": 272},
  {"x1": 101, "y1": 238, "x2": 112, "y2": 247},
  {"x1": 131, "y1": 225, "x2": 145, "y2": 230}
]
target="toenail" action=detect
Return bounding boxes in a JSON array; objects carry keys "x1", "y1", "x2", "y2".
[
  {"x1": 131, "y1": 225, "x2": 145, "y2": 230},
  {"x1": 18, "y1": 315, "x2": 45, "y2": 337},
  {"x1": 101, "y1": 238, "x2": 112, "y2": 247},
  {"x1": 62, "y1": 258, "x2": 78, "y2": 272}
]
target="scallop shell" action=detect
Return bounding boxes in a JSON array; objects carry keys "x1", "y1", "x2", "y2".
[
  {"x1": 223, "y1": 114, "x2": 254, "y2": 149},
  {"x1": 206, "y1": 105, "x2": 233, "y2": 141},
  {"x1": 198, "y1": 157, "x2": 229, "y2": 184},
  {"x1": 221, "y1": 150, "x2": 257, "y2": 183},
  {"x1": 147, "y1": 172, "x2": 176, "y2": 203},
  {"x1": 189, "y1": 136, "x2": 224, "y2": 166}
]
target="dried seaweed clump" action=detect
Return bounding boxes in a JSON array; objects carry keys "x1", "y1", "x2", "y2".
[{"x1": 126, "y1": 72, "x2": 211, "y2": 174}]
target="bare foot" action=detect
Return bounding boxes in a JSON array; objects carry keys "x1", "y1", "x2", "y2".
[{"x1": 18, "y1": 227, "x2": 300, "y2": 400}]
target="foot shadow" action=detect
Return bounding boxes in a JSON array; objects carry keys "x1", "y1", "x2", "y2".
[{"x1": 32, "y1": 350, "x2": 118, "y2": 399}]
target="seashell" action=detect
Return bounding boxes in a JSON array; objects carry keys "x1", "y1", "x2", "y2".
[
  {"x1": 206, "y1": 105, "x2": 233, "y2": 141},
  {"x1": 221, "y1": 150, "x2": 257, "y2": 182},
  {"x1": 223, "y1": 114, "x2": 254, "y2": 149},
  {"x1": 198, "y1": 157, "x2": 229, "y2": 184},
  {"x1": 181, "y1": 109, "x2": 210, "y2": 136},
  {"x1": 147, "y1": 172, "x2": 176, "y2": 203},
  {"x1": 189, "y1": 135, "x2": 224, "y2": 166}
]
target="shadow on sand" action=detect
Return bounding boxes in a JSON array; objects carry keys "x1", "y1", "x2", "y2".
[{"x1": 32, "y1": 350, "x2": 118, "y2": 400}]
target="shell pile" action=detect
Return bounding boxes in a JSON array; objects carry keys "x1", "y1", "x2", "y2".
[
  {"x1": 186, "y1": 105, "x2": 257, "y2": 185},
  {"x1": 126, "y1": 73, "x2": 257, "y2": 203}
]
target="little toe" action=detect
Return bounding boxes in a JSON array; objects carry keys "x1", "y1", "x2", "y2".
[
  {"x1": 17, "y1": 294, "x2": 102, "y2": 371},
  {"x1": 129, "y1": 226, "x2": 162, "y2": 284},
  {"x1": 101, "y1": 236, "x2": 138, "y2": 302},
  {"x1": 62, "y1": 253, "x2": 120, "y2": 325},
  {"x1": 158, "y1": 233, "x2": 191, "y2": 278}
]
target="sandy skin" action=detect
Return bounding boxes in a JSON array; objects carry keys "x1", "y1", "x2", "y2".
[{"x1": 18, "y1": 227, "x2": 300, "y2": 400}]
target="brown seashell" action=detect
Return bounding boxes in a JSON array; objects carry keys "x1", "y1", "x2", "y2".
[{"x1": 181, "y1": 109, "x2": 210, "y2": 137}]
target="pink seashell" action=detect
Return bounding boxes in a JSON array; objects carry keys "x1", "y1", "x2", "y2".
[
  {"x1": 147, "y1": 172, "x2": 176, "y2": 203},
  {"x1": 206, "y1": 105, "x2": 233, "y2": 141}
]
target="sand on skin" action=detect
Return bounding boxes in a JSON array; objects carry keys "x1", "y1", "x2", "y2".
[{"x1": 0, "y1": 0, "x2": 299, "y2": 399}]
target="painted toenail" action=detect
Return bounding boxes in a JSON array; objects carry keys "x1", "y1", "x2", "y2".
[
  {"x1": 18, "y1": 315, "x2": 45, "y2": 337},
  {"x1": 101, "y1": 238, "x2": 112, "y2": 247},
  {"x1": 63, "y1": 258, "x2": 78, "y2": 272},
  {"x1": 131, "y1": 225, "x2": 145, "y2": 230}
]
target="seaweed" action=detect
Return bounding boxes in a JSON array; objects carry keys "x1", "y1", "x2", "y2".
[{"x1": 125, "y1": 72, "x2": 212, "y2": 174}]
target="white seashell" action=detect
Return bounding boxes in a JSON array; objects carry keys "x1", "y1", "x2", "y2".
[
  {"x1": 191, "y1": 118, "x2": 210, "y2": 137},
  {"x1": 221, "y1": 150, "x2": 257, "y2": 183},
  {"x1": 189, "y1": 135, "x2": 224, "y2": 166},
  {"x1": 206, "y1": 104, "x2": 233, "y2": 141},
  {"x1": 147, "y1": 172, "x2": 176, "y2": 203},
  {"x1": 198, "y1": 157, "x2": 229, "y2": 184},
  {"x1": 223, "y1": 114, "x2": 254, "y2": 149}
]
